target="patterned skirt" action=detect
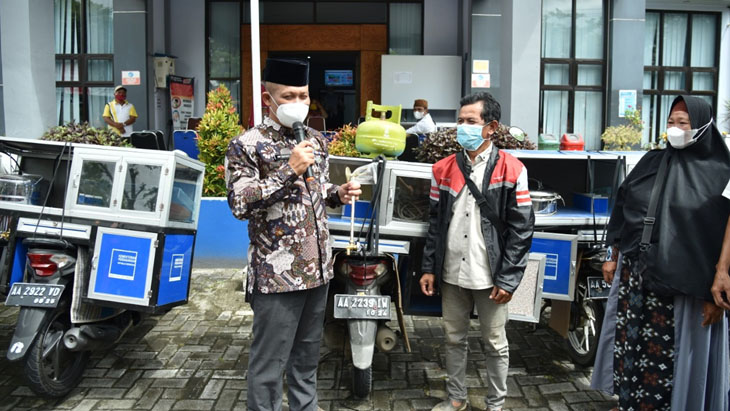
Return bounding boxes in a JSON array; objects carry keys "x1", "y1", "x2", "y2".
[{"x1": 613, "y1": 257, "x2": 675, "y2": 410}]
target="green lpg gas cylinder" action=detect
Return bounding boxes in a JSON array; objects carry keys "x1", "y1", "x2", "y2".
[{"x1": 355, "y1": 101, "x2": 406, "y2": 157}]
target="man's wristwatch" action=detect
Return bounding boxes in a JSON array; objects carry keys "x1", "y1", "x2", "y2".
[{"x1": 604, "y1": 246, "x2": 617, "y2": 262}]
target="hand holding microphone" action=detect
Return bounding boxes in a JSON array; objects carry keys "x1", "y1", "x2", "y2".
[{"x1": 290, "y1": 122, "x2": 315, "y2": 182}]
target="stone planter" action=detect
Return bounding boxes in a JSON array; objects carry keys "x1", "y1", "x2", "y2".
[{"x1": 193, "y1": 197, "x2": 248, "y2": 268}]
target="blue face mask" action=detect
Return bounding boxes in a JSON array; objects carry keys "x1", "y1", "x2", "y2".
[{"x1": 457, "y1": 124, "x2": 486, "y2": 151}]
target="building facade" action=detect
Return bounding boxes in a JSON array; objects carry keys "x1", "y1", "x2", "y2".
[{"x1": 1, "y1": 0, "x2": 728, "y2": 150}]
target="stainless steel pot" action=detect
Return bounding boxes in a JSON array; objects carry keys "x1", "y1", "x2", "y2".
[
  {"x1": 0, "y1": 174, "x2": 44, "y2": 205},
  {"x1": 531, "y1": 190, "x2": 563, "y2": 215}
]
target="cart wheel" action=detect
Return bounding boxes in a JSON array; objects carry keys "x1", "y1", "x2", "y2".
[
  {"x1": 565, "y1": 297, "x2": 604, "y2": 366},
  {"x1": 352, "y1": 366, "x2": 372, "y2": 399},
  {"x1": 24, "y1": 301, "x2": 89, "y2": 398}
]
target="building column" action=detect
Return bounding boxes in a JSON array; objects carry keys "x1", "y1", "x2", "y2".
[
  {"x1": 148, "y1": 0, "x2": 171, "y2": 135},
  {"x1": 607, "y1": 0, "x2": 645, "y2": 126},
  {"x1": 113, "y1": 0, "x2": 148, "y2": 131},
  {"x1": 499, "y1": 0, "x2": 541, "y2": 142},
  {"x1": 0, "y1": 0, "x2": 55, "y2": 139}
]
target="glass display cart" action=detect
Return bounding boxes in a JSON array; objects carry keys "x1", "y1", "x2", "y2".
[{"x1": 0, "y1": 137, "x2": 204, "y2": 312}]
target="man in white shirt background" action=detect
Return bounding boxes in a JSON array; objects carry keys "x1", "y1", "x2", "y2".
[
  {"x1": 103, "y1": 85, "x2": 137, "y2": 137},
  {"x1": 406, "y1": 98, "x2": 437, "y2": 135}
]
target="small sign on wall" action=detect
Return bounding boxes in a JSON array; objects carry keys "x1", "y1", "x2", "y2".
[
  {"x1": 618, "y1": 89, "x2": 637, "y2": 118},
  {"x1": 471, "y1": 73, "x2": 491, "y2": 88},
  {"x1": 393, "y1": 71, "x2": 412, "y2": 84},
  {"x1": 472, "y1": 59, "x2": 490, "y2": 74},
  {"x1": 122, "y1": 70, "x2": 141, "y2": 86}
]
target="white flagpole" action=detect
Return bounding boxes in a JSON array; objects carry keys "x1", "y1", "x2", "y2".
[{"x1": 251, "y1": 0, "x2": 262, "y2": 126}]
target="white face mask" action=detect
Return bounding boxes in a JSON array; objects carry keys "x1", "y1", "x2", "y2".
[
  {"x1": 267, "y1": 93, "x2": 309, "y2": 128},
  {"x1": 413, "y1": 111, "x2": 424, "y2": 120},
  {"x1": 666, "y1": 119, "x2": 712, "y2": 149}
]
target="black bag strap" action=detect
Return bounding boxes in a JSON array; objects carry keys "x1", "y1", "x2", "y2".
[
  {"x1": 455, "y1": 151, "x2": 506, "y2": 238},
  {"x1": 640, "y1": 151, "x2": 671, "y2": 249}
]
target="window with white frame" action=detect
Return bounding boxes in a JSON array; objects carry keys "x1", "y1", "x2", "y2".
[
  {"x1": 540, "y1": 0, "x2": 605, "y2": 150},
  {"x1": 642, "y1": 11, "x2": 719, "y2": 145}
]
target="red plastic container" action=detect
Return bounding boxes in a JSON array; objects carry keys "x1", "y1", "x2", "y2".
[{"x1": 560, "y1": 134, "x2": 585, "y2": 151}]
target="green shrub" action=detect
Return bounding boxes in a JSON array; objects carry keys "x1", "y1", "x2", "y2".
[
  {"x1": 197, "y1": 85, "x2": 243, "y2": 197},
  {"x1": 601, "y1": 107, "x2": 642, "y2": 151},
  {"x1": 327, "y1": 124, "x2": 360, "y2": 157},
  {"x1": 414, "y1": 123, "x2": 535, "y2": 164},
  {"x1": 42, "y1": 122, "x2": 130, "y2": 147}
]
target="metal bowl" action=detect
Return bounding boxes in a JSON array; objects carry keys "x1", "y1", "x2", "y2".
[{"x1": 531, "y1": 190, "x2": 563, "y2": 215}]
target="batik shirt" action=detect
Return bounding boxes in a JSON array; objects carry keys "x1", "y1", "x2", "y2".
[{"x1": 226, "y1": 117, "x2": 342, "y2": 294}]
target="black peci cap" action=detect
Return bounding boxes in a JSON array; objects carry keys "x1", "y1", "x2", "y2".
[{"x1": 262, "y1": 58, "x2": 309, "y2": 87}]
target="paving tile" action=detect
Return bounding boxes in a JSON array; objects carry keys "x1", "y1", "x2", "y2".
[
  {"x1": 124, "y1": 378, "x2": 153, "y2": 399},
  {"x1": 200, "y1": 379, "x2": 226, "y2": 399},
  {"x1": 84, "y1": 388, "x2": 127, "y2": 399},
  {"x1": 143, "y1": 369, "x2": 179, "y2": 379},
  {"x1": 94, "y1": 399, "x2": 137, "y2": 409},
  {"x1": 172, "y1": 399, "x2": 216, "y2": 410},
  {"x1": 152, "y1": 399, "x2": 176, "y2": 411},
  {"x1": 77, "y1": 378, "x2": 117, "y2": 388},
  {"x1": 152, "y1": 378, "x2": 188, "y2": 388},
  {"x1": 132, "y1": 387, "x2": 163, "y2": 409},
  {"x1": 538, "y1": 382, "x2": 577, "y2": 395}
]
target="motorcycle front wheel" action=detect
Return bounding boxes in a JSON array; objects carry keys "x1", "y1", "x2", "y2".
[
  {"x1": 565, "y1": 296, "x2": 604, "y2": 366},
  {"x1": 24, "y1": 302, "x2": 89, "y2": 398}
]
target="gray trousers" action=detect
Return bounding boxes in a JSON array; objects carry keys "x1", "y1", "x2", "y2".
[
  {"x1": 247, "y1": 283, "x2": 329, "y2": 411},
  {"x1": 441, "y1": 282, "x2": 509, "y2": 409}
]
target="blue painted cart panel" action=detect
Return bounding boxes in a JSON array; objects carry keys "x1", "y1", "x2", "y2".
[
  {"x1": 157, "y1": 234, "x2": 194, "y2": 305},
  {"x1": 90, "y1": 229, "x2": 156, "y2": 305},
  {"x1": 530, "y1": 233, "x2": 577, "y2": 300}
]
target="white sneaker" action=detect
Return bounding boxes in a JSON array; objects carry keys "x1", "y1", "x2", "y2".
[{"x1": 431, "y1": 399, "x2": 467, "y2": 411}]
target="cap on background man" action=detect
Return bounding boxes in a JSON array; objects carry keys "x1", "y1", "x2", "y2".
[{"x1": 407, "y1": 98, "x2": 437, "y2": 135}]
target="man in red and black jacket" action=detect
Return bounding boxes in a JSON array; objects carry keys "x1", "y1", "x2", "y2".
[{"x1": 420, "y1": 92, "x2": 534, "y2": 411}]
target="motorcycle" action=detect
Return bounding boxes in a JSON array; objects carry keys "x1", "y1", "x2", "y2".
[
  {"x1": 333, "y1": 253, "x2": 398, "y2": 398},
  {"x1": 329, "y1": 156, "x2": 401, "y2": 398},
  {"x1": 0, "y1": 136, "x2": 203, "y2": 399},
  {"x1": 5, "y1": 236, "x2": 140, "y2": 398}
]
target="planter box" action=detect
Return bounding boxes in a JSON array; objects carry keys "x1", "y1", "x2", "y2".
[{"x1": 193, "y1": 197, "x2": 248, "y2": 268}]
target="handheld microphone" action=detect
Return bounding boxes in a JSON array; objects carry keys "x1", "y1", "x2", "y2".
[{"x1": 292, "y1": 121, "x2": 315, "y2": 182}]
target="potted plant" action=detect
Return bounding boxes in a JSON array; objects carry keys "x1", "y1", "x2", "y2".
[
  {"x1": 327, "y1": 124, "x2": 360, "y2": 158},
  {"x1": 601, "y1": 107, "x2": 643, "y2": 151},
  {"x1": 196, "y1": 85, "x2": 243, "y2": 197}
]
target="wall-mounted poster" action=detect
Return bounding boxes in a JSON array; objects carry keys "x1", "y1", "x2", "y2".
[
  {"x1": 169, "y1": 75, "x2": 194, "y2": 130},
  {"x1": 121, "y1": 70, "x2": 141, "y2": 86},
  {"x1": 618, "y1": 89, "x2": 637, "y2": 118},
  {"x1": 472, "y1": 59, "x2": 489, "y2": 74},
  {"x1": 471, "y1": 73, "x2": 491, "y2": 88}
]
